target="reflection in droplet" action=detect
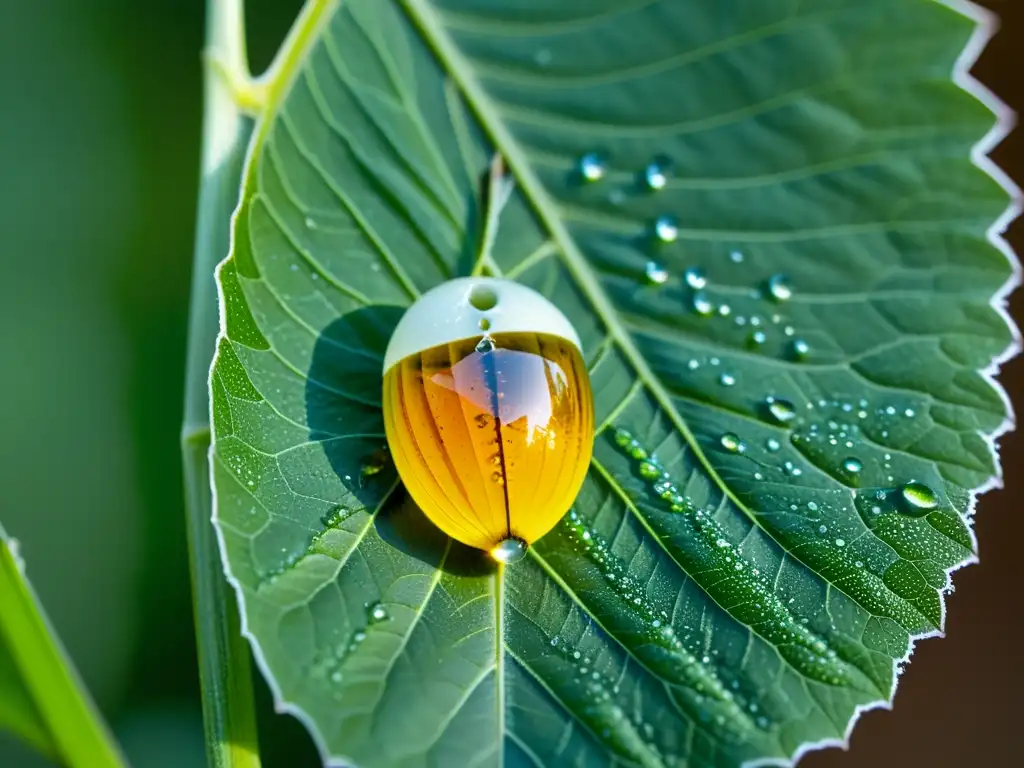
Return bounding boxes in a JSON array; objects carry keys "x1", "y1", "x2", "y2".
[
  {"x1": 766, "y1": 397, "x2": 797, "y2": 424},
  {"x1": 645, "y1": 261, "x2": 669, "y2": 285},
  {"x1": 578, "y1": 152, "x2": 606, "y2": 182},
  {"x1": 642, "y1": 157, "x2": 671, "y2": 190},
  {"x1": 367, "y1": 602, "x2": 389, "y2": 623},
  {"x1": 790, "y1": 338, "x2": 810, "y2": 360},
  {"x1": 475, "y1": 336, "x2": 495, "y2": 353},
  {"x1": 767, "y1": 274, "x2": 792, "y2": 302},
  {"x1": 491, "y1": 537, "x2": 528, "y2": 563},
  {"x1": 692, "y1": 291, "x2": 714, "y2": 316},
  {"x1": 721, "y1": 433, "x2": 745, "y2": 453},
  {"x1": 900, "y1": 481, "x2": 938, "y2": 515},
  {"x1": 654, "y1": 215, "x2": 679, "y2": 243},
  {"x1": 684, "y1": 267, "x2": 706, "y2": 289}
]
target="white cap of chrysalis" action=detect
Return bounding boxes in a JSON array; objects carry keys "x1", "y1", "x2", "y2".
[{"x1": 383, "y1": 277, "x2": 582, "y2": 374}]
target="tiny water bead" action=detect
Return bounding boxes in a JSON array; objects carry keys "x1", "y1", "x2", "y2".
[
  {"x1": 900, "y1": 481, "x2": 939, "y2": 515},
  {"x1": 790, "y1": 338, "x2": 810, "y2": 360},
  {"x1": 382, "y1": 278, "x2": 593, "y2": 559},
  {"x1": 691, "y1": 291, "x2": 714, "y2": 316},
  {"x1": 748, "y1": 330, "x2": 767, "y2": 346},
  {"x1": 765, "y1": 438, "x2": 781, "y2": 452},
  {"x1": 653, "y1": 215, "x2": 679, "y2": 243},
  {"x1": 610, "y1": 429, "x2": 851, "y2": 687},
  {"x1": 490, "y1": 537, "x2": 528, "y2": 563},
  {"x1": 645, "y1": 260, "x2": 669, "y2": 285},
  {"x1": 642, "y1": 157, "x2": 671, "y2": 190},
  {"x1": 719, "y1": 373, "x2": 736, "y2": 387},
  {"x1": 720, "y1": 433, "x2": 745, "y2": 453},
  {"x1": 578, "y1": 152, "x2": 607, "y2": 182},
  {"x1": 367, "y1": 602, "x2": 389, "y2": 623},
  {"x1": 766, "y1": 274, "x2": 792, "y2": 302},
  {"x1": 684, "y1": 267, "x2": 706, "y2": 289},
  {"x1": 639, "y1": 461, "x2": 663, "y2": 480},
  {"x1": 842, "y1": 458, "x2": 863, "y2": 474},
  {"x1": 766, "y1": 397, "x2": 797, "y2": 425}
]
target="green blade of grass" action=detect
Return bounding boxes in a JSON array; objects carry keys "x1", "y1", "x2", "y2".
[{"x1": 0, "y1": 527, "x2": 125, "y2": 768}]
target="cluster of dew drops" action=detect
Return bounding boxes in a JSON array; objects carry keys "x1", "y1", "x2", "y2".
[
  {"x1": 575, "y1": 152, "x2": 810, "y2": 364},
  {"x1": 593, "y1": 428, "x2": 852, "y2": 688},
  {"x1": 575, "y1": 151, "x2": 942, "y2": 521}
]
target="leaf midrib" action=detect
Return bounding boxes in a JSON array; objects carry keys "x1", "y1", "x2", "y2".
[{"x1": 397, "y1": 0, "x2": 932, "y2": 636}]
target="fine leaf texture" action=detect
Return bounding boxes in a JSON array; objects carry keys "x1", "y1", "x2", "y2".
[{"x1": 210, "y1": 1, "x2": 1017, "y2": 766}]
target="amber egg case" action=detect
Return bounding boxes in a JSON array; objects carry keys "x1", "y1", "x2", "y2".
[{"x1": 382, "y1": 278, "x2": 595, "y2": 563}]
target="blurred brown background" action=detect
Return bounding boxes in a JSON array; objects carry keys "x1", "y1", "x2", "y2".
[{"x1": 0, "y1": 1, "x2": 1020, "y2": 766}]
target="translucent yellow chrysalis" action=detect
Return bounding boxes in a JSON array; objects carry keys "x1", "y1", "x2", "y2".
[{"x1": 382, "y1": 278, "x2": 594, "y2": 563}]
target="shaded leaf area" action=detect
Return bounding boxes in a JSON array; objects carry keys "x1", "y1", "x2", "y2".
[
  {"x1": 210, "y1": 1, "x2": 1013, "y2": 766},
  {"x1": 0, "y1": 531, "x2": 54, "y2": 760}
]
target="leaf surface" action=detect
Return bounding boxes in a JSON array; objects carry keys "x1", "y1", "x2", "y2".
[{"x1": 210, "y1": 1, "x2": 1017, "y2": 765}]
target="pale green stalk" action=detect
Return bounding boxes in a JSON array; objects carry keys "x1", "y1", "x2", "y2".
[{"x1": 181, "y1": 1, "x2": 261, "y2": 766}]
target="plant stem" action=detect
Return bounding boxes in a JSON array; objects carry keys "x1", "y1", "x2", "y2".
[
  {"x1": 181, "y1": 1, "x2": 261, "y2": 766},
  {"x1": 0, "y1": 530, "x2": 126, "y2": 768}
]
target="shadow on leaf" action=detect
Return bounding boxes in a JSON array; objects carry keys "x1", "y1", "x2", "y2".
[{"x1": 306, "y1": 305, "x2": 492, "y2": 577}]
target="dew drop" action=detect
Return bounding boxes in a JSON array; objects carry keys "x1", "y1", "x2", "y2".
[
  {"x1": 719, "y1": 373, "x2": 736, "y2": 387},
  {"x1": 491, "y1": 471, "x2": 505, "y2": 486},
  {"x1": 304, "y1": 216, "x2": 317, "y2": 229},
  {"x1": 638, "y1": 461, "x2": 661, "y2": 480},
  {"x1": 642, "y1": 157, "x2": 671, "y2": 190},
  {"x1": 491, "y1": 537, "x2": 528, "y2": 563},
  {"x1": 835, "y1": 538, "x2": 846, "y2": 548},
  {"x1": 478, "y1": 318, "x2": 491, "y2": 331},
  {"x1": 684, "y1": 267, "x2": 707, "y2": 289},
  {"x1": 614, "y1": 428, "x2": 633, "y2": 447},
  {"x1": 766, "y1": 397, "x2": 797, "y2": 425},
  {"x1": 578, "y1": 152, "x2": 606, "y2": 182},
  {"x1": 654, "y1": 215, "x2": 679, "y2": 243},
  {"x1": 749, "y1": 330, "x2": 767, "y2": 346},
  {"x1": 367, "y1": 602, "x2": 389, "y2": 623},
  {"x1": 900, "y1": 481, "x2": 939, "y2": 515},
  {"x1": 729, "y1": 250, "x2": 744, "y2": 263},
  {"x1": 790, "y1": 338, "x2": 810, "y2": 360},
  {"x1": 691, "y1": 291, "x2": 714, "y2": 316},
  {"x1": 720, "y1": 433, "x2": 745, "y2": 453},
  {"x1": 645, "y1": 261, "x2": 669, "y2": 285},
  {"x1": 766, "y1": 274, "x2": 792, "y2": 302},
  {"x1": 765, "y1": 438, "x2": 781, "y2": 452},
  {"x1": 842, "y1": 458, "x2": 863, "y2": 474}
]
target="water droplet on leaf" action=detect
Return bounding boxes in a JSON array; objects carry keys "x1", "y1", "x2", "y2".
[
  {"x1": 645, "y1": 261, "x2": 668, "y2": 284},
  {"x1": 653, "y1": 215, "x2": 678, "y2": 243},
  {"x1": 720, "y1": 433, "x2": 745, "y2": 453},
  {"x1": 577, "y1": 152, "x2": 606, "y2": 182},
  {"x1": 766, "y1": 274, "x2": 792, "y2": 302},
  {"x1": 900, "y1": 481, "x2": 938, "y2": 515}
]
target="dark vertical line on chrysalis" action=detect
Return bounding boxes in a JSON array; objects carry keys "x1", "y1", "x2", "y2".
[{"x1": 480, "y1": 339, "x2": 512, "y2": 537}]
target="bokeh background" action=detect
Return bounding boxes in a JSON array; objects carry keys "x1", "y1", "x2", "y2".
[{"x1": 0, "y1": 1, "x2": 1020, "y2": 766}]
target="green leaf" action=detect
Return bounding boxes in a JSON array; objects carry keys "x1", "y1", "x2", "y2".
[
  {"x1": 210, "y1": 0, "x2": 1018, "y2": 765},
  {"x1": 0, "y1": 532, "x2": 52, "y2": 760},
  {"x1": 0, "y1": 524, "x2": 125, "y2": 767}
]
